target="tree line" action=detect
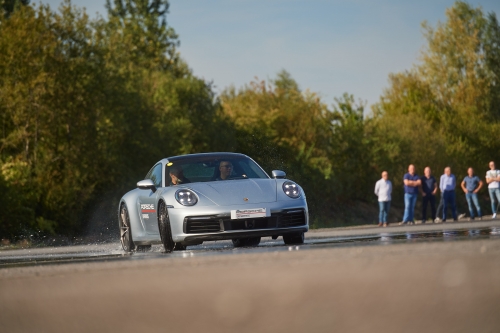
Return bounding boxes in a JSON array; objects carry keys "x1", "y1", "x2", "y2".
[{"x1": 0, "y1": 0, "x2": 499, "y2": 241}]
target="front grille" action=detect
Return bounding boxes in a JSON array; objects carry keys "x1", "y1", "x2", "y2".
[
  {"x1": 276, "y1": 210, "x2": 307, "y2": 227},
  {"x1": 184, "y1": 209, "x2": 306, "y2": 234},
  {"x1": 185, "y1": 217, "x2": 221, "y2": 234}
]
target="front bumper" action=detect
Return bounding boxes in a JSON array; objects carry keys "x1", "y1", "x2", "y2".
[
  {"x1": 168, "y1": 200, "x2": 309, "y2": 243},
  {"x1": 182, "y1": 226, "x2": 308, "y2": 243}
]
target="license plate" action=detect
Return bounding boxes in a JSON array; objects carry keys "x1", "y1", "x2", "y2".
[{"x1": 231, "y1": 208, "x2": 268, "y2": 219}]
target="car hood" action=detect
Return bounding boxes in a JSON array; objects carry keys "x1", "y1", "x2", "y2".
[{"x1": 188, "y1": 179, "x2": 277, "y2": 206}]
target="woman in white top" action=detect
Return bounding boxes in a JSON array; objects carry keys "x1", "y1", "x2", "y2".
[
  {"x1": 374, "y1": 171, "x2": 392, "y2": 227},
  {"x1": 486, "y1": 161, "x2": 500, "y2": 218}
]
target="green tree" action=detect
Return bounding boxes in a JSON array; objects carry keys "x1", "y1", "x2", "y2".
[
  {"x1": 0, "y1": 0, "x2": 235, "y2": 240},
  {"x1": 484, "y1": 12, "x2": 500, "y2": 118},
  {"x1": 373, "y1": 1, "x2": 500, "y2": 216},
  {"x1": 329, "y1": 94, "x2": 373, "y2": 200},
  {"x1": 0, "y1": 0, "x2": 30, "y2": 18},
  {"x1": 221, "y1": 70, "x2": 333, "y2": 180},
  {"x1": 104, "y1": 0, "x2": 181, "y2": 72}
]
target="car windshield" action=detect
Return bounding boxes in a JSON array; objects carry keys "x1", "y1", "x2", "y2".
[{"x1": 165, "y1": 155, "x2": 269, "y2": 186}]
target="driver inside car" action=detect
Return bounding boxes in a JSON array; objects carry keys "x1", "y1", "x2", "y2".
[
  {"x1": 169, "y1": 166, "x2": 191, "y2": 185},
  {"x1": 216, "y1": 160, "x2": 233, "y2": 180}
]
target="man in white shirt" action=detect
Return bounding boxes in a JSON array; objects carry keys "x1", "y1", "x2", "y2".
[
  {"x1": 486, "y1": 161, "x2": 500, "y2": 218},
  {"x1": 439, "y1": 166, "x2": 457, "y2": 222},
  {"x1": 374, "y1": 171, "x2": 392, "y2": 227}
]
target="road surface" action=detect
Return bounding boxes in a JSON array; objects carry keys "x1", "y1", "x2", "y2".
[{"x1": 1, "y1": 219, "x2": 500, "y2": 332}]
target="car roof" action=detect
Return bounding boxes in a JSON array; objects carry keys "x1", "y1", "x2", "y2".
[{"x1": 164, "y1": 152, "x2": 248, "y2": 163}]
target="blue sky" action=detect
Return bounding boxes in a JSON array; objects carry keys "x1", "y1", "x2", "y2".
[{"x1": 39, "y1": 0, "x2": 500, "y2": 109}]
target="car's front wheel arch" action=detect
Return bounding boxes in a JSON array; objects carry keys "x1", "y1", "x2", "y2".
[
  {"x1": 119, "y1": 202, "x2": 135, "y2": 252},
  {"x1": 157, "y1": 200, "x2": 176, "y2": 253}
]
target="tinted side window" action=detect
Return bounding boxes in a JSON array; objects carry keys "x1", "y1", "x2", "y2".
[
  {"x1": 145, "y1": 167, "x2": 154, "y2": 180},
  {"x1": 149, "y1": 164, "x2": 163, "y2": 187}
]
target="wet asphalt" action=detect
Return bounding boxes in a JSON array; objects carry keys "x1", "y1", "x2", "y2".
[
  {"x1": 1, "y1": 218, "x2": 500, "y2": 268},
  {"x1": 1, "y1": 219, "x2": 500, "y2": 333}
]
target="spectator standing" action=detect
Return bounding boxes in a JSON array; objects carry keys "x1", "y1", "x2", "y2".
[
  {"x1": 486, "y1": 161, "x2": 500, "y2": 218},
  {"x1": 440, "y1": 167, "x2": 458, "y2": 222},
  {"x1": 434, "y1": 196, "x2": 444, "y2": 223},
  {"x1": 374, "y1": 171, "x2": 392, "y2": 227},
  {"x1": 401, "y1": 164, "x2": 421, "y2": 225},
  {"x1": 420, "y1": 167, "x2": 437, "y2": 223},
  {"x1": 435, "y1": 192, "x2": 466, "y2": 222},
  {"x1": 461, "y1": 167, "x2": 483, "y2": 221}
]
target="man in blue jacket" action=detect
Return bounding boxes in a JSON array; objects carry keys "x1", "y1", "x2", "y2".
[{"x1": 401, "y1": 164, "x2": 421, "y2": 225}]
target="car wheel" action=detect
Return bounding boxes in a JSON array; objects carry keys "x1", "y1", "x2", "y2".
[
  {"x1": 119, "y1": 204, "x2": 135, "y2": 252},
  {"x1": 283, "y1": 232, "x2": 304, "y2": 245},
  {"x1": 232, "y1": 237, "x2": 261, "y2": 247},
  {"x1": 136, "y1": 245, "x2": 152, "y2": 252},
  {"x1": 158, "y1": 201, "x2": 175, "y2": 253}
]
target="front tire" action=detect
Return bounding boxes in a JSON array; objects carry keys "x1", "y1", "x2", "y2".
[
  {"x1": 158, "y1": 201, "x2": 175, "y2": 253},
  {"x1": 119, "y1": 204, "x2": 135, "y2": 252},
  {"x1": 283, "y1": 232, "x2": 304, "y2": 245}
]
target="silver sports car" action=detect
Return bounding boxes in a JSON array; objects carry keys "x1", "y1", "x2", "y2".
[{"x1": 118, "y1": 152, "x2": 309, "y2": 252}]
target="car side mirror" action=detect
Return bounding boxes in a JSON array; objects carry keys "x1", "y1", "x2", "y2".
[
  {"x1": 272, "y1": 170, "x2": 286, "y2": 179},
  {"x1": 137, "y1": 179, "x2": 157, "y2": 193}
]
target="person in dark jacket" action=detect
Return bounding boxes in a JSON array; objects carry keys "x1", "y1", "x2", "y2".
[{"x1": 420, "y1": 167, "x2": 437, "y2": 223}]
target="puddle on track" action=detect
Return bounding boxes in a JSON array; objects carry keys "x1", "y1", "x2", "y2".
[
  {"x1": 308, "y1": 227, "x2": 500, "y2": 248},
  {"x1": 1, "y1": 227, "x2": 500, "y2": 268}
]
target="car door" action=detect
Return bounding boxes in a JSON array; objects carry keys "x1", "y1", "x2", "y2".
[{"x1": 138, "y1": 163, "x2": 162, "y2": 234}]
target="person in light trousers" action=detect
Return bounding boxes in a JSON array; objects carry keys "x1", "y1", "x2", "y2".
[
  {"x1": 374, "y1": 171, "x2": 392, "y2": 227},
  {"x1": 486, "y1": 161, "x2": 500, "y2": 218}
]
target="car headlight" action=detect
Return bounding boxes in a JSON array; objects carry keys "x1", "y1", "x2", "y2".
[
  {"x1": 175, "y1": 189, "x2": 198, "y2": 206},
  {"x1": 282, "y1": 181, "x2": 301, "y2": 199}
]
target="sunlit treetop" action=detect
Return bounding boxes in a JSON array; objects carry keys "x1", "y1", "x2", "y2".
[{"x1": 1, "y1": 0, "x2": 30, "y2": 18}]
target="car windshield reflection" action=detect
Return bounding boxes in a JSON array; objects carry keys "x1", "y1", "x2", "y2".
[{"x1": 166, "y1": 154, "x2": 269, "y2": 186}]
